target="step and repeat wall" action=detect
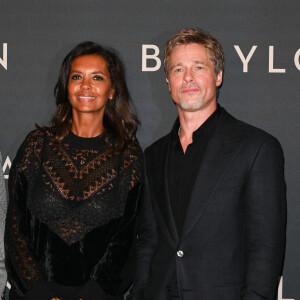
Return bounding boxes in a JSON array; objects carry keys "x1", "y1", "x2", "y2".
[{"x1": 0, "y1": 1, "x2": 299, "y2": 299}]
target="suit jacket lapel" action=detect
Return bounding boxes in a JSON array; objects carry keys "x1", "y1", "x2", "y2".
[
  {"x1": 180, "y1": 109, "x2": 245, "y2": 241},
  {"x1": 163, "y1": 140, "x2": 179, "y2": 244},
  {"x1": 148, "y1": 134, "x2": 179, "y2": 245}
]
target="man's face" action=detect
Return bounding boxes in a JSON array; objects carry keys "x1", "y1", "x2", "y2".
[{"x1": 166, "y1": 43, "x2": 222, "y2": 112}]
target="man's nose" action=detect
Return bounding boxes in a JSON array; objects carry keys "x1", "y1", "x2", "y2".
[{"x1": 183, "y1": 68, "x2": 194, "y2": 82}]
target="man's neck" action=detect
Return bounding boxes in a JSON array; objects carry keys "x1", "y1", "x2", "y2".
[{"x1": 177, "y1": 103, "x2": 217, "y2": 153}]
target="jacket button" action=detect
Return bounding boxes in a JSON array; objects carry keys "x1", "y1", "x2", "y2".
[
  {"x1": 177, "y1": 250, "x2": 184, "y2": 257},
  {"x1": 167, "y1": 285, "x2": 172, "y2": 292}
]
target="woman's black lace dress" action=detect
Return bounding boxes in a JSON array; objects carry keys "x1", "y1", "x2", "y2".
[{"x1": 5, "y1": 128, "x2": 142, "y2": 300}]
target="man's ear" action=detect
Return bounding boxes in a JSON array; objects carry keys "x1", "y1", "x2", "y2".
[
  {"x1": 166, "y1": 77, "x2": 171, "y2": 92},
  {"x1": 215, "y1": 70, "x2": 223, "y2": 87}
]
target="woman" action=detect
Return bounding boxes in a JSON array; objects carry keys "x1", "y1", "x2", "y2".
[
  {"x1": 0, "y1": 152, "x2": 7, "y2": 299},
  {"x1": 5, "y1": 42, "x2": 142, "y2": 300}
]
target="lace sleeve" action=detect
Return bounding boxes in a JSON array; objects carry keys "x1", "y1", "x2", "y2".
[
  {"x1": 5, "y1": 131, "x2": 46, "y2": 296},
  {"x1": 90, "y1": 141, "x2": 143, "y2": 297}
]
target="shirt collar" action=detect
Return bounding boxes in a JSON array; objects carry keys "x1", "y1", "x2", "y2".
[{"x1": 171, "y1": 104, "x2": 222, "y2": 150}]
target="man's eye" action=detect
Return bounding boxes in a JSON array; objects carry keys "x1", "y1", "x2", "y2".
[
  {"x1": 71, "y1": 74, "x2": 81, "y2": 80},
  {"x1": 93, "y1": 75, "x2": 103, "y2": 81},
  {"x1": 195, "y1": 66, "x2": 203, "y2": 70},
  {"x1": 175, "y1": 68, "x2": 183, "y2": 72}
]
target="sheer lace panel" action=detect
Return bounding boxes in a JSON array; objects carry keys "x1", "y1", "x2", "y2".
[{"x1": 20, "y1": 129, "x2": 142, "y2": 244}]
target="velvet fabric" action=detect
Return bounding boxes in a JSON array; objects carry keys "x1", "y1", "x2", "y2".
[{"x1": 5, "y1": 128, "x2": 143, "y2": 299}]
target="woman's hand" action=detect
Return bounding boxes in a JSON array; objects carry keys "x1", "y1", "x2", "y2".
[{"x1": 51, "y1": 298, "x2": 83, "y2": 300}]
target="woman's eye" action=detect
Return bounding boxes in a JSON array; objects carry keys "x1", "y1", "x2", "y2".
[
  {"x1": 93, "y1": 75, "x2": 103, "y2": 81},
  {"x1": 71, "y1": 74, "x2": 81, "y2": 80}
]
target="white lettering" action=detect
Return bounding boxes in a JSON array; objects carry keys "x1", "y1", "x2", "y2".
[
  {"x1": 142, "y1": 45, "x2": 161, "y2": 71},
  {"x1": 269, "y1": 46, "x2": 286, "y2": 73},
  {"x1": 294, "y1": 49, "x2": 300, "y2": 71},
  {"x1": 140, "y1": 45, "x2": 300, "y2": 73},
  {"x1": 278, "y1": 276, "x2": 294, "y2": 300},
  {"x1": 3, "y1": 156, "x2": 11, "y2": 179},
  {"x1": 0, "y1": 43, "x2": 7, "y2": 70},
  {"x1": 234, "y1": 45, "x2": 257, "y2": 72}
]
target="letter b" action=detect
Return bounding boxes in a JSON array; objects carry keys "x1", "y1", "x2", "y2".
[{"x1": 142, "y1": 45, "x2": 161, "y2": 71}]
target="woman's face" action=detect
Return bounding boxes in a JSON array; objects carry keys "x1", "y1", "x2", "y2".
[{"x1": 68, "y1": 54, "x2": 115, "y2": 119}]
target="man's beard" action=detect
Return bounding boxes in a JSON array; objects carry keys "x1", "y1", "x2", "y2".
[
  {"x1": 177, "y1": 84, "x2": 204, "y2": 111},
  {"x1": 179, "y1": 98, "x2": 203, "y2": 111}
]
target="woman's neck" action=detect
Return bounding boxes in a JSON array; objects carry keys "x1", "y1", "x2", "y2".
[{"x1": 71, "y1": 111, "x2": 104, "y2": 138}]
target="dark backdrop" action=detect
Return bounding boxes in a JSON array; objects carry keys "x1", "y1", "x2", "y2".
[{"x1": 0, "y1": 1, "x2": 299, "y2": 299}]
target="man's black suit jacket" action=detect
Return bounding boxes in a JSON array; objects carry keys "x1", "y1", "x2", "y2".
[{"x1": 133, "y1": 108, "x2": 286, "y2": 300}]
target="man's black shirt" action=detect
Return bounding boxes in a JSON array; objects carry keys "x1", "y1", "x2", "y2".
[{"x1": 168, "y1": 106, "x2": 221, "y2": 235}]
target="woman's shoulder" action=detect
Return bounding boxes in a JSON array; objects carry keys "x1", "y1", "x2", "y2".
[
  {"x1": 22, "y1": 126, "x2": 54, "y2": 144},
  {"x1": 15, "y1": 127, "x2": 54, "y2": 160},
  {"x1": 120, "y1": 139, "x2": 143, "y2": 184},
  {"x1": 124, "y1": 138, "x2": 143, "y2": 159}
]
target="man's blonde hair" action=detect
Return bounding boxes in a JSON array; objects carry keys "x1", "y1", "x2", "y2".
[{"x1": 164, "y1": 28, "x2": 224, "y2": 77}]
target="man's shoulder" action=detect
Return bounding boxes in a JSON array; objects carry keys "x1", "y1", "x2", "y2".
[
  {"x1": 144, "y1": 132, "x2": 171, "y2": 158},
  {"x1": 222, "y1": 108, "x2": 282, "y2": 148}
]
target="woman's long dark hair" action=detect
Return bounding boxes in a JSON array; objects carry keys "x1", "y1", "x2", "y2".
[{"x1": 52, "y1": 41, "x2": 139, "y2": 153}]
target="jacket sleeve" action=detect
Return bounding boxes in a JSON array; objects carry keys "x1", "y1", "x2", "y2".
[
  {"x1": 0, "y1": 152, "x2": 7, "y2": 298},
  {"x1": 4, "y1": 132, "x2": 48, "y2": 297},
  {"x1": 131, "y1": 150, "x2": 158, "y2": 299},
  {"x1": 242, "y1": 136, "x2": 286, "y2": 300},
  {"x1": 88, "y1": 144, "x2": 143, "y2": 298}
]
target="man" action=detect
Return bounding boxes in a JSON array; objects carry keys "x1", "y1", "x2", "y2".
[{"x1": 133, "y1": 29, "x2": 286, "y2": 300}]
